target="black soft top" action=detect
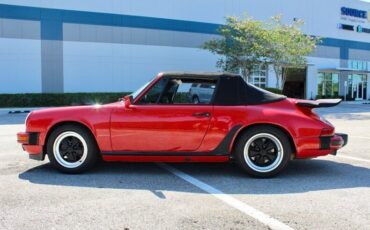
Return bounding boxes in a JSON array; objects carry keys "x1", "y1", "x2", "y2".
[{"x1": 161, "y1": 72, "x2": 286, "y2": 105}]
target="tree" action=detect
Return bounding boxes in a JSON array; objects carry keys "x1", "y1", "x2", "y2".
[
  {"x1": 202, "y1": 16, "x2": 271, "y2": 81},
  {"x1": 203, "y1": 15, "x2": 321, "y2": 89},
  {"x1": 265, "y1": 15, "x2": 321, "y2": 88}
]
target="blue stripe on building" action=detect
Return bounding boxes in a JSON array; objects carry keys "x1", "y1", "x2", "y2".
[
  {"x1": 0, "y1": 3, "x2": 369, "y2": 53},
  {"x1": 0, "y1": 3, "x2": 219, "y2": 39},
  {"x1": 41, "y1": 20, "x2": 63, "y2": 40}
]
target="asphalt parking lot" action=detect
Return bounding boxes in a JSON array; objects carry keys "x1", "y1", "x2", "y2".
[{"x1": 1, "y1": 103, "x2": 370, "y2": 230}]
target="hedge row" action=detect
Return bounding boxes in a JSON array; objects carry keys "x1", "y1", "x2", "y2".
[
  {"x1": 265, "y1": 88, "x2": 283, "y2": 94},
  {"x1": 0, "y1": 88, "x2": 283, "y2": 108},
  {"x1": 0, "y1": 92, "x2": 131, "y2": 108}
]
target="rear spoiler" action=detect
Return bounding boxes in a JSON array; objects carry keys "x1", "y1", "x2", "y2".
[{"x1": 296, "y1": 99, "x2": 342, "y2": 108}]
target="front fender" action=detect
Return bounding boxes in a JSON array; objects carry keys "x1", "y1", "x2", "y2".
[{"x1": 25, "y1": 104, "x2": 116, "y2": 152}]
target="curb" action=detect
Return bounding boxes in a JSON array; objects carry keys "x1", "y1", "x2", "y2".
[
  {"x1": 0, "y1": 107, "x2": 46, "y2": 115},
  {"x1": 341, "y1": 101, "x2": 370, "y2": 105},
  {"x1": 8, "y1": 110, "x2": 31, "y2": 114}
]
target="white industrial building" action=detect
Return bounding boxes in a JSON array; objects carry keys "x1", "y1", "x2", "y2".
[{"x1": 0, "y1": 0, "x2": 369, "y2": 100}]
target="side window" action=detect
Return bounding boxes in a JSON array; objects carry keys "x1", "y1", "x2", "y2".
[
  {"x1": 200, "y1": 83, "x2": 215, "y2": 89},
  {"x1": 137, "y1": 78, "x2": 167, "y2": 104},
  {"x1": 138, "y1": 78, "x2": 217, "y2": 105},
  {"x1": 188, "y1": 81, "x2": 216, "y2": 104},
  {"x1": 159, "y1": 79, "x2": 181, "y2": 104},
  {"x1": 172, "y1": 81, "x2": 193, "y2": 104},
  {"x1": 173, "y1": 79, "x2": 216, "y2": 104}
]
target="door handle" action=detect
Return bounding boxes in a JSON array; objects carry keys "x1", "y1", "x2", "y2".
[{"x1": 192, "y1": 112, "x2": 210, "y2": 117}]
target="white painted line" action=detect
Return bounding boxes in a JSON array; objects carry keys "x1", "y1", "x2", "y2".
[
  {"x1": 349, "y1": 135, "x2": 370, "y2": 140},
  {"x1": 337, "y1": 155, "x2": 370, "y2": 163},
  {"x1": 158, "y1": 163, "x2": 294, "y2": 230}
]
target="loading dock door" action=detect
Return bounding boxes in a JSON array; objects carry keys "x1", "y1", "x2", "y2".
[{"x1": 282, "y1": 68, "x2": 306, "y2": 99}]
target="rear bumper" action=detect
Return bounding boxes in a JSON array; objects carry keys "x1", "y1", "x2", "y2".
[
  {"x1": 329, "y1": 133, "x2": 348, "y2": 155},
  {"x1": 320, "y1": 133, "x2": 347, "y2": 150},
  {"x1": 332, "y1": 133, "x2": 347, "y2": 147},
  {"x1": 296, "y1": 133, "x2": 348, "y2": 158}
]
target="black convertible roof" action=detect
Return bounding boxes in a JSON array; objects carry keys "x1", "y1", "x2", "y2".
[
  {"x1": 160, "y1": 72, "x2": 287, "y2": 105},
  {"x1": 161, "y1": 72, "x2": 240, "y2": 79}
]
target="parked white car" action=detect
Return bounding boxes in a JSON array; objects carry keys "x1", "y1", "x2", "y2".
[{"x1": 189, "y1": 83, "x2": 216, "y2": 104}]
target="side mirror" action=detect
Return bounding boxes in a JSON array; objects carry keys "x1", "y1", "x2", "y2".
[{"x1": 123, "y1": 95, "x2": 134, "y2": 109}]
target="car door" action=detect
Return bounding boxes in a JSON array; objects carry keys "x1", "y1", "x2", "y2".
[{"x1": 110, "y1": 77, "x2": 216, "y2": 152}]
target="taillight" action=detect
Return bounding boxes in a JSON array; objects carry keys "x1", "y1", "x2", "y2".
[{"x1": 321, "y1": 128, "x2": 334, "y2": 136}]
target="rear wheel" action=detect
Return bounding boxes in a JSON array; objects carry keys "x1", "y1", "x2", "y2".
[
  {"x1": 47, "y1": 125, "x2": 98, "y2": 173},
  {"x1": 234, "y1": 126, "x2": 291, "y2": 177}
]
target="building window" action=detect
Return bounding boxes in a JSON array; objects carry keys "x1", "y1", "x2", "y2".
[
  {"x1": 317, "y1": 72, "x2": 339, "y2": 98},
  {"x1": 348, "y1": 60, "x2": 369, "y2": 71},
  {"x1": 246, "y1": 65, "x2": 267, "y2": 88}
]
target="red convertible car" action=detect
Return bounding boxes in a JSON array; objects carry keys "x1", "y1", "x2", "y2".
[{"x1": 17, "y1": 72, "x2": 347, "y2": 177}]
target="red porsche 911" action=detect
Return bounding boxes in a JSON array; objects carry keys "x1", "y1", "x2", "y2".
[{"x1": 17, "y1": 72, "x2": 347, "y2": 177}]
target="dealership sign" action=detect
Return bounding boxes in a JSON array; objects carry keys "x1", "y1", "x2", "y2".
[
  {"x1": 341, "y1": 7, "x2": 369, "y2": 21},
  {"x1": 338, "y1": 7, "x2": 370, "y2": 34}
]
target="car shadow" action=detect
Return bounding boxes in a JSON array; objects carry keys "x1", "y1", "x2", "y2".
[{"x1": 18, "y1": 158, "x2": 370, "y2": 195}]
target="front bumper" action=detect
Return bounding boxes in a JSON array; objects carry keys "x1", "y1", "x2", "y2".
[
  {"x1": 17, "y1": 132, "x2": 44, "y2": 160},
  {"x1": 17, "y1": 132, "x2": 39, "y2": 145}
]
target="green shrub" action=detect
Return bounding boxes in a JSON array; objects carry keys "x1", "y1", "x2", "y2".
[{"x1": 0, "y1": 92, "x2": 131, "y2": 107}]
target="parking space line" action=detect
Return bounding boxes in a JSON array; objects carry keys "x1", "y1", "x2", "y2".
[
  {"x1": 158, "y1": 163, "x2": 294, "y2": 230},
  {"x1": 337, "y1": 155, "x2": 370, "y2": 163}
]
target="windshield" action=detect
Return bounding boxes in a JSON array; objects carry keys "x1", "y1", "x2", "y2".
[{"x1": 131, "y1": 80, "x2": 152, "y2": 100}]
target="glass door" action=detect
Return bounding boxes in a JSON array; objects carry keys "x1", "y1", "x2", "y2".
[{"x1": 349, "y1": 74, "x2": 367, "y2": 100}]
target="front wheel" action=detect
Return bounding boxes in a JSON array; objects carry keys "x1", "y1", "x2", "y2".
[
  {"x1": 234, "y1": 126, "x2": 292, "y2": 178},
  {"x1": 47, "y1": 125, "x2": 98, "y2": 173}
]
